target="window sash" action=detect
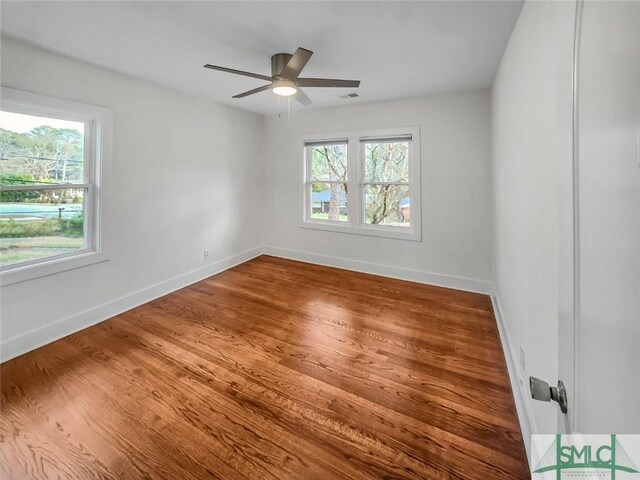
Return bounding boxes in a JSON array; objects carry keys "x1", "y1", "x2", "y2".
[
  {"x1": 362, "y1": 182, "x2": 411, "y2": 225},
  {"x1": 0, "y1": 185, "x2": 92, "y2": 271},
  {"x1": 306, "y1": 181, "x2": 348, "y2": 224},
  {"x1": 361, "y1": 138, "x2": 411, "y2": 184},
  {"x1": 305, "y1": 144, "x2": 348, "y2": 183},
  {"x1": 0, "y1": 114, "x2": 94, "y2": 187}
]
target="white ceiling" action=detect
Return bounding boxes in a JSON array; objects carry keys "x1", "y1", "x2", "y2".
[{"x1": 1, "y1": 1, "x2": 523, "y2": 116}]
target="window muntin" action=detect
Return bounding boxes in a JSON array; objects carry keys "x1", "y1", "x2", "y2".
[
  {"x1": 305, "y1": 141, "x2": 348, "y2": 223},
  {"x1": 0, "y1": 108, "x2": 95, "y2": 269},
  {"x1": 302, "y1": 128, "x2": 420, "y2": 241}
]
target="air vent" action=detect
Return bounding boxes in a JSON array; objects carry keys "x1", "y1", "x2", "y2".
[{"x1": 338, "y1": 93, "x2": 359, "y2": 99}]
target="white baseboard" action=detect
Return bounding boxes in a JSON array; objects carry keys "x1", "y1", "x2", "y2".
[
  {"x1": 0, "y1": 246, "x2": 263, "y2": 363},
  {"x1": 262, "y1": 245, "x2": 493, "y2": 295},
  {"x1": 264, "y1": 246, "x2": 534, "y2": 457},
  {"x1": 490, "y1": 294, "x2": 536, "y2": 463},
  {"x1": 1, "y1": 245, "x2": 491, "y2": 363},
  {"x1": 2, "y1": 243, "x2": 531, "y2": 466}
]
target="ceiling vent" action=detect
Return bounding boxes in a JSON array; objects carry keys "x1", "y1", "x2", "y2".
[{"x1": 339, "y1": 93, "x2": 359, "y2": 99}]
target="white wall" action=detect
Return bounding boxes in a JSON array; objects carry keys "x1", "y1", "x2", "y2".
[
  {"x1": 491, "y1": 0, "x2": 575, "y2": 453},
  {"x1": 262, "y1": 91, "x2": 493, "y2": 291},
  {"x1": 0, "y1": 38, "x2": 264, "y2": 360}
]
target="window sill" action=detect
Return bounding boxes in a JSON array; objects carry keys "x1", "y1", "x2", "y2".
[
  {"x1": 0, "y1": 250, "x2": 108, "y2": 286},
  {"x1": 300, "y1": 220, "x2": 421, "y2": 241}
]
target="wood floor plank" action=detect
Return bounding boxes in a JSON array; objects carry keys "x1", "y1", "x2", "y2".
[
  {"x1": 114, "y1": 306, "x2": 521, "y2": 462},
  {"x1": 142, "y1": 294, "x2": 517, "y2": 415},
  {"x1": 1, "y1": 255, "x2": 529, "y2": 479}
]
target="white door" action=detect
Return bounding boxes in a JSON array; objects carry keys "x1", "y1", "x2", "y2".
[{"x1": 562, "y1": 0, "x2": 640, "y2": 433}]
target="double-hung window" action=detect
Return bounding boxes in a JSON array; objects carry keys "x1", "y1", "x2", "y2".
[
  {"x1": 303, "y1": 127, "x2": 420, "y2": 241},
  {"x1": 0, "y1": 87, "x2": 111, "y2": 284}
]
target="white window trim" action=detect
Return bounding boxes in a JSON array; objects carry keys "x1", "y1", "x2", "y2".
[
  {"x1": 0, "y1": 87, "x2": 113, "y2": 286},
  {"x1": 301, "y1": 126, "x2": 421, "y2": 241}
]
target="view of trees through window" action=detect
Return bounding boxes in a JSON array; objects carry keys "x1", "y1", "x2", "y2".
[
  {"x1": 363, "y1": 141, "x2": 411, "y2": 227},
  {"x1": 307, "y1": 139, "x2": 411, "y2": 227},
  {"x1": 0, "y1": 111, "x2": 86, "y2": 267},
  {"x1": 310, "y1": 143, "x2": 348, "y2": 222}
]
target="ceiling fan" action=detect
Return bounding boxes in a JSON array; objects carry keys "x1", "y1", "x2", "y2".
[{"x1": 203, "y1": 47, "x2": 360, "y2": 106}]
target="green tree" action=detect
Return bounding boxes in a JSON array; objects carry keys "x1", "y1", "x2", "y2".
[
  {"x1": 0, "y1": 123, "x2": 85, "y2": 204},
  {"x1": 364, "y1": 142, "x2": 409, "y2": 225},
  {"x1": 312, "y1": 145, "x2": 347, "y2": 221},
  {"x1": 0, "y1": 174, "x2": 39, "y2": 202}
]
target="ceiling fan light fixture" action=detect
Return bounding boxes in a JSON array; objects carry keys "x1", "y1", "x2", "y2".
[{"x1": 272, "y1": 79, "x2": 297, "y2": 97}]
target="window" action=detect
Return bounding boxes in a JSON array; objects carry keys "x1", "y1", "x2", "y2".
[
  {"x1": 0, "y1": 87, "x2": 111, "y2": 284},
  {"x1": 306, "y1": 140, "x2": 348, "y2": 222},
  {"x1": 303, "y1": 127, "x2": 420, "y2": 241},
  {"x1": 362, "y1": 137, "x2": 411, "y2": 227}
]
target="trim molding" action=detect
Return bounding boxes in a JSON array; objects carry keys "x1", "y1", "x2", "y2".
[
  {"x1": 490, "y1": 293, "x2": 537, "y2": 462},
  {"x1": 264, "y1": 245, "x2": 532, "y2": 457},
  {"x1": 1, "y1": 245, "x2": 492, "y2": 363},
  {"x1": 0, "y1": 242, "x2": 534, "y2": 464},
  {"x1": 0, "y1": 246, "x2": 263, "y2": 363},
  {"x1": 262, "y1": 245, "x2": 493, "y2": 295},
  {"x1": 2, "y1": 240, "x2": 534, "y2": 463}
]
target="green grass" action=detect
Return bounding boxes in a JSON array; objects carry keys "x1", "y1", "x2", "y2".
[
  {"x1": 311, "y1": 212, "x2": 348, "y2": 221},
  {"x1": 0, "y1": 236, "x2": 84, "y2": 266},
  {"x1": 0, "y1": 216, "x2": 83, "y2": 238}
]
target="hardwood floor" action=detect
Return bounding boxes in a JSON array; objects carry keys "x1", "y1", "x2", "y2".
[{"x1": 0, "y1": 255, "x2": 529, "y2": 479}]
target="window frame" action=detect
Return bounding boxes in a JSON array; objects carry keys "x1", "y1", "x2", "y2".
[
  {"x1": 0, "y1": 87, "x2": 112, "y2": 285},
  {"x1": 301, "y1": 127, "x2": 421, "y2": 241}
]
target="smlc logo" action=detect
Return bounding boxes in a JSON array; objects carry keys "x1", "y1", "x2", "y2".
[{"x1": 532, "y1": 434, "x2": 640, "y2": 479}]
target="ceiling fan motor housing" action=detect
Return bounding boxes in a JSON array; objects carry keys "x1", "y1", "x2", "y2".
[{"x1": 271, "y1": 53, "x2": 294, "y2": 78}]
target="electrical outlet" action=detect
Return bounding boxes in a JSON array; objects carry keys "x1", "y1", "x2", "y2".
[
  {"x1": 520, "y1": 345, "x2": 526, "y2": 372},
  {"x1": 203, "y1": 249, "x2": 210, "y2": 261}
]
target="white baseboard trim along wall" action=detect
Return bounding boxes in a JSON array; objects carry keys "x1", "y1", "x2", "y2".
[
  {"x1": 265, "y1": 246, "x2": 533, "y2": 461},
  {"x1": 1, "y1": 245, "x2": 494, "y2": 362},
  {"x1": 490, "y1": 294, "x2": 536, "y2": 462},
  {"x1": 0, "y1": 246, "x2": 263, "y2": 363},
  {"x1": 262, "y1": 246, "x2": 494, "y2": 295},
  {"x1": 3, "y1": 243, "x2": 534, "y2": 462},
  {"x1": 1, "y1": 245, "x2": 531, "y2": 458}
]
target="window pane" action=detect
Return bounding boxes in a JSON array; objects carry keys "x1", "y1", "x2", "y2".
[
  {"x1": 364, "y1": 141, "x2": 409, "y2": 182},
  {"x1": 309, "y1": 144, "x2": 347, "y2": 181},
  {"x1": 310, "y1": 182, "x2": 348, "y2": 222},
  {"x1": 0, "y1": 188, "x2": 85, "y2": 267},
  {"x1": 0, "y1": 111, "x2": 85, "y2": 186},
  {"x1": 364, "y1": 185, "x2": 410, "y2": 227}
]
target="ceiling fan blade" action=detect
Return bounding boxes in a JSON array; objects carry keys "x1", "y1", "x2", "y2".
[
  {"x1": 280, "y1": 47, "x2": 313, "y2": 80},
  {"x1": 232, "y1": 84, "x2": 272, "y2": 98},
  {"x1": 297, "y1": 78, "x2": 360, "y2": 88},
  {"x1": 294, "y1": 88, "x2": 312, "y2": 107},
  {"x1": 204, "y1": 64, "x2": 273, "y2": 82}
]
